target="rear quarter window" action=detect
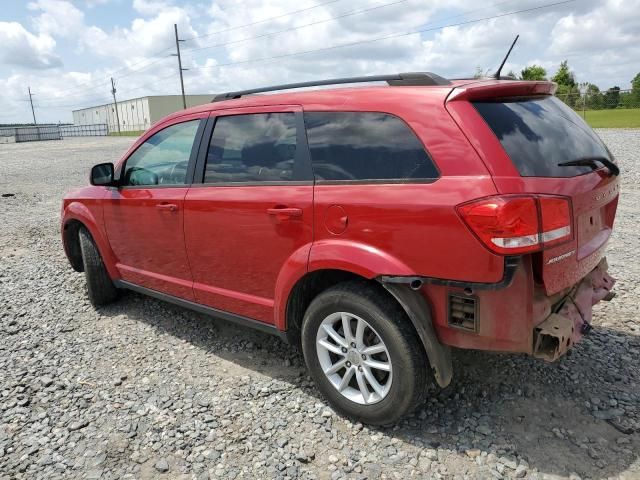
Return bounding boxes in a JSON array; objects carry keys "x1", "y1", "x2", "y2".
[
  {"x1": 304, "y1": 112, "x2": 439, "y2": 182},
  {"x1": 473, "y1": 96, "x2": 612, "y2": 177}
]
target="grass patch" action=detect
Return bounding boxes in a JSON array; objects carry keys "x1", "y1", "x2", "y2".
[
  {"x1": 577, "y1": 109, "x2": 640, "y2": 128},
  {"x1": 108, "y1": 130, "x2": 144, "y2": 137}
]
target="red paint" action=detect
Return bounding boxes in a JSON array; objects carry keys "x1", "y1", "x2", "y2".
[
  {"x1": 61, "y1": 78, "x2": 619, "y2": 356},
  {"x1": 184, "y1": 184, "x2": 313, "y2": 322},
  {"x1": 323, "y1": 205, "x2": 348, "y2": 235},
  {"x1": 103, "y1": 186, "x2": 194, "y2": 299}
]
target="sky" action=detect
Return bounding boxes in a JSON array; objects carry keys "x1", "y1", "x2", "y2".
[{"x1": 0, "y1": 0, "x2": 638, "y2": 123}]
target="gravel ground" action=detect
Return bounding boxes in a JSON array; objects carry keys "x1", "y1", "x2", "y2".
[{"x1": 0, "y1": 131, "x2": 638, "y2": 480}]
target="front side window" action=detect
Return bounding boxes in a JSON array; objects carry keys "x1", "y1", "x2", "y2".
[
  {"x1": 122, "y1": 120, "x2": 200, "y2": 186},
  {"x1": 304, "y1": 112, "x2": 438, "y2": 182},
  {"x1": 204, "y1": 113, "x2": 297, "y2": 183}
]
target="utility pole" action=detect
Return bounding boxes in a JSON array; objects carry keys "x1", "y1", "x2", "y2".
[
  {"x1": 173, "y1": 23, "x2": 187, "y2": 109},
  {"x1": 28, "y1": 87, "x2": 37, "y2": 125},
  {"x1": 27, "y1": 86, "x2": 41, "y2": 140},
  {"x1": 111, "y1": 77, "x2": 121, "y2": 135}
]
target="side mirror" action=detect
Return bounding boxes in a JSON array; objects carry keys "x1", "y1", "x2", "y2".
[{"x1": 90, "y1": 163, "x2": 115, "y2": 186}]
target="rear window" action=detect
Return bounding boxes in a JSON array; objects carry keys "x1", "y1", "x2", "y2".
[
  {"x1": 304, "y1": 112, "x2": 438, "y2": 182},
  {"x1": 473, "y1": 96, "x2": 612, "y2": 177}
]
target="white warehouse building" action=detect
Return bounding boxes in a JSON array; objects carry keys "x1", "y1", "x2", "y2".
[{"x1": 72, "y1": 94, "x2": 214, "y2": 133}]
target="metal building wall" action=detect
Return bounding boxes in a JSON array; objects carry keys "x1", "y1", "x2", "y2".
[
  {"x1": 72, "y1": 95, "x2": 213, "y2": 133},
  {"x1": 147, "y1": 95, "x2": 213, "y2": 125}
]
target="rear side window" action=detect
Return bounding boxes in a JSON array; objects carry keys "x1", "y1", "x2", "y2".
[
  {"x1": 473, "y1": 96, "x2": 612, "y2": 177},
  {"x1": 204, "y1": 113, "x2": 297, "y2": 183},
  {"x1": 304, "y1": 112, "x2": 438, "y2": 182}
]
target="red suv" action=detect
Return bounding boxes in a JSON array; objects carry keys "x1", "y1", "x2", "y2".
[{"x1": 61, "y1": 73, "x2": 619, "y2": 424}]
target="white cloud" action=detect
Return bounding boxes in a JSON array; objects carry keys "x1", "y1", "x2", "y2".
[
  {"x1": 549, "y1": 0, "x2": 640, "y2": 88},
  {"x1": 0, "y1": 21, "x2": 61, "y2": 69},
  {"x1": 28, "y1": 0, "x2": 85, "y2": 38},
  {"x1": 132, "y1": 0, "x2": 175, "y2": 16},
  {"x1": 82, "y1": 6, "x2": 199, "y2": 59}
]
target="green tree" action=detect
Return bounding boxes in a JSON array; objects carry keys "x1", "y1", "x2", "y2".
[
  {"x1": 552, "y1": 60, "x2": 576, "y2": 87},
  {"x1": 521, "y1": 65, "x2": 547, "y2": 81},
  {"x1": 631, "y1": 72, "x2": 640, "y2": 107},
  {"x1": 473, "y1": 66, "x2": 492, "y2": 79},
  {"x1": 582, "y1": 83, "x2": 603, "y2": 110},
  {"x1": 632, "y1": 72, "x2": 640, "y2": 95},
  {"x1": 603, "y1": 86, "x2": 621, "y2": 109},
  {"x1": 619, "y1": 91, "x2": 634, "y2": 109},
  {"x1": 556, "y1": 84, "x2": 580, "y2": 108}
]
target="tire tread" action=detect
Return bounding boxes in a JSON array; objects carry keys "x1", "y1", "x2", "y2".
[
  {"x1": 78, "y1": 227, "x2": 119, "y2": 307},
  {"x1": 301, "y1": 280, "x2": 429, "y2": 425}
]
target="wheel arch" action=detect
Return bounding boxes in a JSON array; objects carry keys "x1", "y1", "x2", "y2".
[
  {"x1": 283, "y1": 269, "x2": 364, "y2": 346},
  {"x1": 275, "y1": 239, "x2": 417, "y2": 331},
  {"x1": 62, "y1": 201, "x2": 120, "y2": 279},
  {"x1": 61, "y1": 219, "x2": 85, "y2": 272},
  {"x1": 282, "y1": 267, "x2": 453, "y2": 388}
]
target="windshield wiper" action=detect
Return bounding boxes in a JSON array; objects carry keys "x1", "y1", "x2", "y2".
[{"x1": 558, "y1": 156, "x2": 619, "y2": 177}]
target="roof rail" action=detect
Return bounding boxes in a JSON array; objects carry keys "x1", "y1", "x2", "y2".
[{"x1": 212, "y1": 72, "x2": 451, "y2": 102}]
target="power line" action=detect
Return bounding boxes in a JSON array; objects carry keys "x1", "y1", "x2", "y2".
[
  {"x1": 182, "y1": 0, "x2": 410, "y2": 56},
  {"x1": 180, "y1": 0, "x2": 343, "y2": 42},
  {"x1": 190, "y1": 0, "x2": 574, "y2": 73},
  {"x1": 47, "y1": 0, "x2": 344, "y2": 101},
  {"x1": 29, "y1": 0, "x2": 572, "y2": 114},
  {"x1": 24, "y1": 0, "x2": 389, "y2": 104},
  {"x1": 47, "y1": 0, "x2": 344, "y2": 100},
  {"x1": 50, "y1": 48, "x2": 174, "y2": 100},
  {"x1": 51, "y1": 55, "x2": 173, "y2": 100},
  {"x1": 38, "y1": 56, "x2": 176, "y2": 106},
  {"x1": 107, "y1": 46, "x2": 175, "y2": 78},
  {"x1": 34, "y1": 2, "x2": 357, "y2": 104},
  {"x1": 182, "y1": 0, "x2": 523, "y2": 60},
  {"x1": 35, "y1": 72, "x2": 179, "y2": 109}
]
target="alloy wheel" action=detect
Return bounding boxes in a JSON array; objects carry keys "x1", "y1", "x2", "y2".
[{"x1": 315, "y1": 311, "x2": 393, "y2": 405}]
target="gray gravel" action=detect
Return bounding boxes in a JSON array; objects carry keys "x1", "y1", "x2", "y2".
[{"x1": 1, "y1": 132, "x2": 639, "y2": 479}]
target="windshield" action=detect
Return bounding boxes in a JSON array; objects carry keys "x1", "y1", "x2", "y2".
[{"x1": 473, "y1": 96, "x2": 612, "y2": 177}]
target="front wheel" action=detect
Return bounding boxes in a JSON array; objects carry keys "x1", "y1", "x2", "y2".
[
  {"x1": 301, "y1": 281, "x2": 429, "y2": 425},
  {"x1": 78, "y1": 227, "x2": 119, "y2": 307}
]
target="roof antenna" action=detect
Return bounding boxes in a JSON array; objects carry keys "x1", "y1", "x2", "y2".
[{"x1": 494, "y1": 34, "x2": 519, "y2": 79}]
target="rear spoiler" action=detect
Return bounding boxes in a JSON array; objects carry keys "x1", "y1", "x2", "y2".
[{"x1": 446, "y1": 80, "x2": 557, "y2": 102}]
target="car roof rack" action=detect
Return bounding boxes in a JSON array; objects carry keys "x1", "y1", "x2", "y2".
[{"x1": 212, "y1": 72, "x2": 451, "y2": 102}]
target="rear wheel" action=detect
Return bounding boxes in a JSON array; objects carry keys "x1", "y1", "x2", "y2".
[
  {"x1": 78, "y1": 227, "x2": 119, "y2": 307},
  {"x1": 301, "y1": 281, "x2": 428, "y2": 425}
]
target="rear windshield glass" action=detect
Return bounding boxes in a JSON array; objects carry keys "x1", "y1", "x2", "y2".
[{"x1": 473, "y1": 96, "x2": 612, "y2": 177}]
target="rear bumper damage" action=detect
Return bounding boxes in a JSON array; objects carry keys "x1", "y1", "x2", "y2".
[{"x1": 533, "y1": 258, "x2": 615, "y2": 361}]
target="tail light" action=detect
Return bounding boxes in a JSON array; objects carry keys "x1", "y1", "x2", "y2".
[{"x1": 457, "y1": 195, "x2": 572, "y2": 255}]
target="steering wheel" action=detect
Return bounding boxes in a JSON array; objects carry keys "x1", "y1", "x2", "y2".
[{"x1": 163, "y1": 161, "x2": 188, "y2": 184}]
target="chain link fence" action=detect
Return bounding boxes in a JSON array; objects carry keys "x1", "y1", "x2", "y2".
[
  {"x1": 106, "y1": 123, "x2": 148, "y2": 135},
  {"x1": 555, "y1": 89, "x2": 639, "y2": 116},
  {"x1": 0, "y1": 124, "x2": 111, "y2": 143},
  {"x1": 0, "y1": 125, "x2": 62, "y2": 143},
  {"x1": 59, "y1": 124, "x2": 108, "y2": 137}
]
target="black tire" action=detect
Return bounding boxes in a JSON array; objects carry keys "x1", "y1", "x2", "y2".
[
  {"x1": 301, "y1": 281, "x2": 429, "y2": 425},
  {"x1": 78, "y1": 227, "x2": 119, "y2": 307}
]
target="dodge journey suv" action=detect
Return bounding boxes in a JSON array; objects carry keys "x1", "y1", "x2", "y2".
[{"x1": 61, "y1": 72, "x2": 619, "y2": 424}]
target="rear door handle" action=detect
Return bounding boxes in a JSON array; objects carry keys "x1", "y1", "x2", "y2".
[
  {"x1": 266, "y1": 207, "x2": 303, "y2": 218},
  {"x1": 156, "y1": 203, "x2": 178, "y2": 212}
]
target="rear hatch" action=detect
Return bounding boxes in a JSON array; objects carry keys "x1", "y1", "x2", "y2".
[{"x1": 447, "y1": 81, "x2": 620, "y2": 295}]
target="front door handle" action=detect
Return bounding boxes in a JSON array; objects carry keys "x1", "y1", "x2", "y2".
[
  {"x1": 266, "y1": 207, "x2": 303, "y2": 218},
  {"x1": 156, "y1": 203, "x2": 178, "y2": 212}
]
